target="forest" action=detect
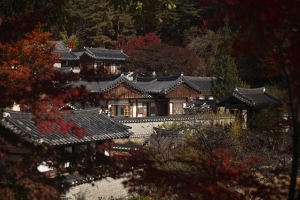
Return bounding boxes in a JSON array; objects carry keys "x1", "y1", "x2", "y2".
[{"x1": 0, "y1": 0, "x2": 300, "y2": 199}]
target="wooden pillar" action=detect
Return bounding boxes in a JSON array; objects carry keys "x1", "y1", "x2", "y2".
[
  {"x1": 136, "y1": 99, "x2": 138, "y2": 117},
  {"x1": 155, "y1": 99, "x2": 158, "y2": 116}
]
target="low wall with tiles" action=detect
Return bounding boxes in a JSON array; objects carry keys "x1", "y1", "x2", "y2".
[{"x1": 116, "y1": 114, "x2": 236, "y2": 139}]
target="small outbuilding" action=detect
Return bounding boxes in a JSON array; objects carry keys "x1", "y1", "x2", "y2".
[
  {"x1": 216, "y1": 87, "x2": 281, "y2": 127},
  {"x1": 0, "y1": 109, "x2": 132, "y2": 176}
]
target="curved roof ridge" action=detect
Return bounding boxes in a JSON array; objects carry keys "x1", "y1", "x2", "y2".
[
  {"x1": 99, "y1": 73, "x2": 145, "y2": 93},
  {"x1": 135, "y1": 75, "x2": 212, "y2": 94},
  {"x1": 136, "y1": 76, "x2": 156, "y2": 82},
  {"x1": 84, "y1": 47, "x2": 96, "y2": 58},
  {"x1": 3, "y1": 109, "x2": 32, "y2": 119},
  {"x1": 181, "y1": 76, "x2": 200, "y2": 92},
  {"x1": 161, "y1": 75, "x2": 183, "y2": 94},
  {"x1": 121, "y1": 76, "x2": 146, "y2": 93},
  {"x1": 236, "y1": 87, "x2": 265, "y2": 94},
  {"x1": 217, "y1": 87, "x2": 281, "y2": 108},
  {"x1": 182, "y1": 76, "x2": 212, "y2": 92},
  {"x1": 84, "y1": 47, "x2": 128, "y2": 60},
  {"x1": 2, "y1": 109, "x2": 132, "y2": 146},
  {"x1": 183, "y1": 75, "x2": 212, "y2": 79},
  {"x1": 86, "y1": 47, "x2": 119, "y2": 51},
  {"x1": 263, "y1": 90, "x2": 281, "y2": 102},
  {"x1": 157, "y1": 74, "x2": 182, "y2": 82},
  {"x1": 96, "y1": 73, "x2": 123, "y2": 82},
  {"x1": 71, "y1": 108, "x2": 100, "y2": 114},
  {"x1": 53, "y1": 48, "x2": 80, "y2": 60},
  {"x1": 233, "y1": 89, "x2": 255, "y2": 104}
]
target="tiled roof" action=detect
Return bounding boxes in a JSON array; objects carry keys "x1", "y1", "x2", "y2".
[
  {"x1": 1, "y1": 109, "x2": 132, "y2": 146},
  {"x1": 59, "y1": 102, "x2": 102, "y2": 110},
  {"x1": 65, "y1": 74, "x2": 149, "y2": 96},
  {"x1": 72, "y1": 48, "x2": 128, "y2": 61},
  {"x1": 147, "y1": 127, "x2": 184, "y2": 149},
  {"x1": 182, "y1": 76, "x2": 212, "y2": 92},
  {"x1": 53, "y1": 48, "x2": 80, "y2": 61},
  {"x1": 64, "y1": 74, "x2": 212, "y2": 98},
  {"x1": 134, "y1": 74, "x2": 212, "y2": 94},
  {"x1": 85, "y1": 48, "x2": 128, "y2": 60},
  {"x1": 217, "y1": 87, "x2": 281, "y2": 108}
]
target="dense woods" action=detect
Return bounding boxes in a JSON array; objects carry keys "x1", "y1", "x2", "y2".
[{"x1": 1, "y1": 0, "x2": 300, "y2": 199}]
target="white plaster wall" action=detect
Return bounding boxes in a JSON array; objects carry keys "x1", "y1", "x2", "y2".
[
  {"x1": 132, "y1": 103, "x2": 137, "y2": 117},
  {"x1": 53, "y1": 63, "x2": 61, "y2": 68}
]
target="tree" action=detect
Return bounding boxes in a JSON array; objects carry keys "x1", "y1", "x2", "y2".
[
  {"x1": 210, "y1": 18, "x2": 245, "y2": 100},
  {"x1": 185, "y1": 28, "x2": 219, "y2": 76},
  {"x1": 200, "y1": 0, "x2": 300, "y2": 198},
  {"x1": 0, "y1": 16, "x2": 97, "y2": 200},
  {"x1": 52, "y1": 0, "x2": 136, "y2": 48},
  {"x1": 122, "y1": 43, "x2": 200, "y2": 77},
  {"x1": 108, "y1": 0, "x2": 176, "y2": 34},
  {"x1": 0, "y1": 28, "x2": 70, "y2": 199},
  {"x1": 0, "y1": 0, "x2": 67, "y2": 43},
  {"x1": 115, "y1": 32, "x2": 161, "y2": 55},
  {"x1": 119, "y1": 122, "x2": 289, "y2": 199},
  {"x1": 158, "y1": 0, "x2": 205, "y2": 46},
  {"x1": 59, "y1": 32, "x2": 82, "y2": 50},
  {"x1": 0, "y1": 1, "x2": 126, "y2": 199},
  {"x1": 0, "y1": 28, "x2": 58, "y2": 108},
  {"x1": 250, "y1": 108, "x2": 290, "y2": 149},
  {"x1": 211, "y1": 54, "x2": 242, "y2": 100}
]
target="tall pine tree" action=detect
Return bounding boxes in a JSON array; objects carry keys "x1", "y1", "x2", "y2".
[
  {"x1": 52, "y1": 0, "x2": 136, "y2": 48},
  {"x1": 211, "y1": 18, "x2": 243, "y2": 100},
  {"x1": 211, "y1": 54, "x2": 241, "y2": 100}
]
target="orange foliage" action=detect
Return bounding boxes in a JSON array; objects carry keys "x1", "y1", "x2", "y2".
[
  {"x1": 0, "y1": 28, "x2": 59, "y2": 108},
  {"x1": 0, "y1": 28, "x2": 58, "y2": 87},
  {"x1": 200, "y1": 1, "x2": 300, "y2": 198},
  {"x1": 115, "y1": 32, "x2": 161, "y2": 55}
]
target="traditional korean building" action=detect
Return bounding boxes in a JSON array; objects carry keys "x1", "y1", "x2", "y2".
[
  {"x1": 53, "y1": 43, "x2": 128, "y2": 75},
  {"x1": 147, "y1": 127, "x2": 184, "y2": 149},
  {"x1": 134, "y1": 74, "x2": 213, "y2": 116},
  {"x1": 65, "y1": 73, "x2": 214, "y2": 118},
  {"x1": 65, "y1": 73, "x2": 148, "y2": 117},
  {"x1": 217, "y1": 87, "x2": 280, "y2": 110},
  {"x1": 1, "y1": 109, "x2": 132, "y2": 146},
  {"x1": 0, "y1": 109, "x2": 132, "y2": 172},
  {"x1": 216, "y1": 87, "x2": 281, "y2": 126},
  {"x1": 72, "y1": 47, "x2": 128, "y2": 74},
  {"x1": 53, "y1": 41, "x2": 81, "y2": 73}
]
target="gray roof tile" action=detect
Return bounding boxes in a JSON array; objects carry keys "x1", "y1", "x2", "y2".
[
  {"x1": 217, "y1": 87, "x2": 281, "y2": 108},
  {"x1": 148, "y1": 127, "x2": 184, "y2": 149},
  {"x1": 53, "y1": 49, "x2": 80, "y2": 60},
  {"x1": 85, "y1": 48, "x2": 128, "y2": 60},
  {"x1": 66, "y1": 74, "x2": 148, "y2": 95},
  {"x1": 1, "y1": 109, "x2": 132, "y2": 146},
  {"x1": 71, "y1": 48, "x2": 128, "y2": 61},
  {"x1": 135, "y1": 74, "x2": 213, "y2": 94}
]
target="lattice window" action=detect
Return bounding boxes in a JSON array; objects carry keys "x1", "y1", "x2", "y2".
[{"x1": 173, "y1": 103, "x2": 183, "y2": 115}]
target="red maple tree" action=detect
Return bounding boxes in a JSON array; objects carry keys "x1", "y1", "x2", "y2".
[
  {"x1": 115, "y1": 32, "x2": 161, "y2": 55},
  {"x1": 117, "y1": 125, "x2": 288, "y2": 199},
  {"x1": 200, "y1": 0, "x2": 300, "y2": 198}
]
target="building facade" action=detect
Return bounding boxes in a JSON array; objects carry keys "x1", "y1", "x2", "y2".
[{"x1": 65, "y1": 73, "x2": 214, "y2": 118}]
